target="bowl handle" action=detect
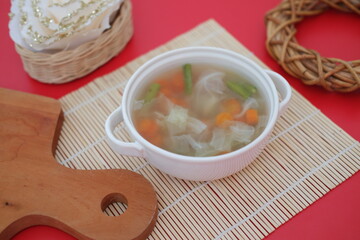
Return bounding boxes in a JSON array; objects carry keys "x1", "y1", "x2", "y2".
[
  {"x1": 265, "y1": 69, "x2": 292, "y2": 117},
  {"x1": 105, "y1": 106, "x2": 144, "y2": 158}
]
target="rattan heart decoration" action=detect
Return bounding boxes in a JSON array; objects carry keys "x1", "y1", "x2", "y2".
[{"x1": 265, "y1": 0, "x2": 360, "y2": 92}]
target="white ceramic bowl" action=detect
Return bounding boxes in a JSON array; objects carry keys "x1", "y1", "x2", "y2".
[{"x1": 105, "y1": 47, "x2": 291, "y2": 181}]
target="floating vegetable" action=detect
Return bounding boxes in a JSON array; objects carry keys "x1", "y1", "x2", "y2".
[
  {"x1": 243, "y1": 83, "x2": 257, "y2": 95},
  {"x1": 192, "y1": 71, "x2": 225, "y2": 117},
  {"x1": 245, "y1": 109, "x2": 259, "y2": 126},
  {"x1": 165, "y1": 106, "x2": 189, "y2": 135},
  {"x1": 183, "y1": 64, "x2": 193, "y2": 94},
  {"x1": 226, "y1": 80, "x2": 256, "y2": 99},
  {"x1": 187, "y1": 117, "x2": 207, "y2": 134},
  {"x1": 223, "y1": 98, "x2": 242, "y2": 115},
  {"x1": 144, "y1": 83, "x2": 161, "y2": 103},
  {"x1": 215, "y1": 112, "x2": 234, "y2": 127}
]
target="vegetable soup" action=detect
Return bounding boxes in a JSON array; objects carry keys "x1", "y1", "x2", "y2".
[{"x1": 132, "y1": 63, "x2": 268, "y2": 157}]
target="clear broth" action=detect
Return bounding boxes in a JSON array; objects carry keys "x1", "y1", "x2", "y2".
[{"x1": 132, "y1": 64, "x2": 268, "y2": 157}]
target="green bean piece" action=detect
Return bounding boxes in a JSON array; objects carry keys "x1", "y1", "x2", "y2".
[
  {"x1": 144, "y1": 83, "x2": 161, "y2": 103},
  {"x1": 244, "y1": 83, "x2": 257, "y2": 95},
  {"x1": 226, "y1": 80, "x2": 256, "y2": 99},
  {"x1": 183, "y1": 63, "x2": 193, "y2": 95}
]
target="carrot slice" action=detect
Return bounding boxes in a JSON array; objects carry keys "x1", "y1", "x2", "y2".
[
  {"x1": 223, "y1": 98, "x2": 242, "y2": 115},
  {"x1": 156, "y1": 70, "x2": 186, "y2": 98},
  {"x1": 136, "y1": 118, "x2": 159, "y2": 138},
  {"x1": 215, "y1": 112, "x2": 234, "y2": 127},
  {"x1": 245, "y1": 109, "x2": 258, "y2": 125},
  {"x1": 148, "y1": 135, "x2": 163, "y2": 147},
  {"x1": 137, "y1": 119, "x2": 163, "y2": 147}
]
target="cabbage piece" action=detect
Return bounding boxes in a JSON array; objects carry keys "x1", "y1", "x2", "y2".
[
  {"x1": 154, "y1": 94, "x2": 174, "y2": 115},
  {"x1": 165, "y1": 105, "x2": 188, "y2": 135},
  {"x1": 170, "y1": 135, "x2": 191, "y2": 155},
  {"x1": 194, "y1": 144, "x2": 219, "y2": 157},
  {"x1": 192, "y1": 70, "x2": 226, "y2": 118},
  {"x1": 184, "y1": 135, "x2": 205, "y2": 150},
  {"x1": 170, "y1": 134, "x2": 207, "y2": 156},
  {"x1": 230, "y1": 121, "x2": 255, "y2": 144},
  {"x1": 198, "y1": 70, "x2": 226, "y2": 94},
  {"x1": 209, "y1": 128, "x2": 232, "y2": 152},
  {"x1": 187, "y1": 117, "x2": 207, "y2": 134},
  {"x1": 152, "y1": 111, "x2": 167, "y2": 131}
]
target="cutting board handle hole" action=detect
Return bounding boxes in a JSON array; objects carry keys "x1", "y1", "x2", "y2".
[{"x1": 101, "y1": 193, "x2": 128, "y2": 217}]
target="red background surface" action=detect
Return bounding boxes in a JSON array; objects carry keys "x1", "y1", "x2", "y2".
[{"x1": 1, "y1": 0, "x2": 359, "y2": 239}]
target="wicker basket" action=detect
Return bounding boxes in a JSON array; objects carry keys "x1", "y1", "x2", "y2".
[{"x1": 15, "y1": 0, "x2": 133, "y2": 84}]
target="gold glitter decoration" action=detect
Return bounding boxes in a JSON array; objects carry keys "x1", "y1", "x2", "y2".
[
  {"x1": 12, "y1": 0, "x2": 121, "y2": 48},
  {"x1": 48, "y1": 0, "x2": 76, "y2": 7},
  {"x1": 20, "y1": 14, "x2": 28, "y2": 25}
]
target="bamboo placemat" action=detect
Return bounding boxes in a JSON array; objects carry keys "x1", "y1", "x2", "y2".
[{"x1": 56, "y1": 19, "x2": 359, "y2": 240}]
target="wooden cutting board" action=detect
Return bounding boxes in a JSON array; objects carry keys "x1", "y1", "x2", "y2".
[{"x1": 0, "y1": 88, "x2": 158, "y2": 240}]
